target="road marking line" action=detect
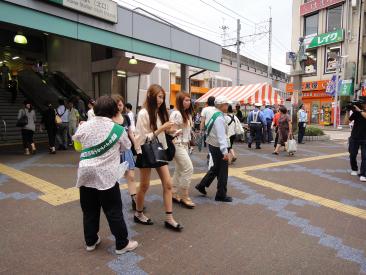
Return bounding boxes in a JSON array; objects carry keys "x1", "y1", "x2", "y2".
[
  {"x1": 240, "y1": 152, "x2": 348, "y2": 172},
  {"x1": 40, "y1": 173, "x2": 208, "y2": 206},
  {"x1": 0, "y1": 163, "x2": 64, "y2": 194},
  {"x1": 240, "y1": 173, "x2": 366, "y2": 220}
]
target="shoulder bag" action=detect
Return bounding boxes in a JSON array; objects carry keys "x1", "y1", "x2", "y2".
[
  {"x1": 165, "y1": 134, "x2": 176, "y2": 161},
  {"x1": 141, "y1": 136, "x2": 168, "y2": 165}
]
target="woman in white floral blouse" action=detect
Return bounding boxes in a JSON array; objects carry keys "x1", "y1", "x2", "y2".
[{"x1": 73, "y1": 96, "x2": 138, "y2": 255}]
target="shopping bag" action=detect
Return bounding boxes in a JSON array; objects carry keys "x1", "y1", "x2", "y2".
[{"x1": 286, "y1": 138, "x2": 297, "y2": 154}]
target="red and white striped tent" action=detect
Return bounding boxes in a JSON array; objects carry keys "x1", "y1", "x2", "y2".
[{"x1": 195, "y1": 83, "x2": 284, "y2": 105}]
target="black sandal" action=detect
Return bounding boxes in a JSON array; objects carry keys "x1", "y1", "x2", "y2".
[
  {"x1": 131, "y1": 195, "x2": 146, "y2": 211},
  {"x1": 134, "y1": 210, "x2": 153, "y2": 225},
  {"x1": 164, "y1": 212, "x2": 183, "y2": 232}
]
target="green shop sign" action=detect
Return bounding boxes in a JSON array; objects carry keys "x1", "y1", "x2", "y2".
[
  {"x1": 48, "y1": 0, "x2": 117, "y2": 23},
  {"x1": 308, "y1": 29, "x2": 344, "y2": 49},
  {"x1": 340, "y1": 79, "x2": 354, "y2": 96}
]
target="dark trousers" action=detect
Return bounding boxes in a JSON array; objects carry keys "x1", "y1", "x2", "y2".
[
  {"x1": 197, "y1": 144, "x2": 228, "y2": 198},
  {"x1": 47, "y1": 127, "x2": 57, "y2": 148},
  {"x1": 349, "y1": 138, "x2": 366, "y2": 176},
  {"x1": 298, "y1": 122, "x2": 306, "y2": 143},
  {"x1": 56, "y1": 122, "x2": 68, "y2": 148},
  {"x1": 79, "y1": 183, "x2": 129, "y2": 250},
  {"x1": 274, "y1": 127, "x2": 279, "y2": 148},
  {"x1": 265, "y1": 119, "x2": 273, "y2": 142},
  {"x1": 248, "y1": 124, "x2": 262, "y2": 148},
  {"x1": 21, "y1": 129, "x2": 34, "y2": 149}
]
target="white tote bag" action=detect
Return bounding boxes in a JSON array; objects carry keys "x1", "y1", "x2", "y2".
[{"x1": 286, "y1": 138, "x2": 297, "y2": 154}]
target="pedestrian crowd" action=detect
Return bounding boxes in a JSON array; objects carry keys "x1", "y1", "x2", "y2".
[{"x1": 14, "y1": 83, "x2": 366, "y2": 255}]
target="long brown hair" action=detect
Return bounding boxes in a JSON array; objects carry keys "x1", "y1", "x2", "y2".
[
  {"x1": 176, "y1": 92, "x2": 192, "y2": 125},
  {"x1": 144, "y1": 84, "x2": 169, "y2": 131}
]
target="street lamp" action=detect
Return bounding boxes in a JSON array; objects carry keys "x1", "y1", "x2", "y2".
[{"x1": 333, "y1": 54, "x2": 348, "y2": 129}]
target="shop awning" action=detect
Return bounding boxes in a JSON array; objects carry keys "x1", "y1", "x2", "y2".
[{"x1": 195, "y1": 83, "x2": 284, "y2": 105}]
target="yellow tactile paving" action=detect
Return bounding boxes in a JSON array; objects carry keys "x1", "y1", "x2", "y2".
[
  {"x1": 241, "y1": 173, "x2": 366, "y2": 220},
  {"x1": 240, "y1": 152, "x2": 348, "y2": 172},
  {"x1": 39, "y1": 173, "x2": 207, "y2": 206},
  {"x1": 2, "y1": 151, "x2": 365, "y2": 222},
  {"x1": 0, "y1": 163, "x2": 64, "y2": 195}
]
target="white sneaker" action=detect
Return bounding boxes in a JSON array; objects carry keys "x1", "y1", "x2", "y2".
[
  {"x1": 360, "y1": 176, "x2": 366, "y2": 182},
  {"x1": 351, "y1": 171, "x2": 358, "y2": 176},
  {"x1": 86, "y1": 235, "x2": 101, "y2": 251},
  {"x1": 115, "y1": 240, "x2": 138, "y2": 255}
]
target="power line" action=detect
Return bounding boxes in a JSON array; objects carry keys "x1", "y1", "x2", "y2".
[
  {"x1": 199, "y1": 0, "x2": 245, "y2": 24},
  {"x1": 210, "y1": 0, "x2": 256, "y2": 25},
  {"x1": 118, "y1": 0, "x2": 222, "y2": 36}
]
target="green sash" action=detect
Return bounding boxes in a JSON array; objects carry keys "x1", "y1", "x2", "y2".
[
  {"x1": 80, "y1": 124, "x2": 124, "y2": 160},
  {"x1": 205, "y1": 111, "x2": 223, "y2": 136}
]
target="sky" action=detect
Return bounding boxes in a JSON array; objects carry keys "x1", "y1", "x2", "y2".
[{"x1": 116, "y1": 0, "x2": 292, "y2": 73}]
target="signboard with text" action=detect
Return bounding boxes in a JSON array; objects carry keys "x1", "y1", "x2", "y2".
[
  {"x1": 49, "y1": 0, "x2": 117, "y2": 23},
  {"x1": 340, "y1": 79, "x2": 354, "y2": 96},
  {"x1": 300, "y1": 0, "x2": 345, "y2": 16},
  {"x1": 307, "y1": 29, "x2": 344, "y2": 49}
]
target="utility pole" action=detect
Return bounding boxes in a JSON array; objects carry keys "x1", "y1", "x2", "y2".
[
  {"x1": 219, "y1": 18, "x2": 229, "y2": 46},
  {"x1": 236, "y1": 19, "x2": 241, "y2": 86},
  {"x1": 267, "y1": 7, "x2": 272, "y2": 84}
]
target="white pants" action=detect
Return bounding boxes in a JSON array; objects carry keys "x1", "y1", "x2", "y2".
[{"x1": 172, "y1": 144, "x2": 193, "y2": 189}]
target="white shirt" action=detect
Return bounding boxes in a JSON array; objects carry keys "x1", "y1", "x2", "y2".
[
  {"x1": 298, "y1": 109, "x2": 308, "y2": 123},
  {"x1": 226, "y1": 113, "x2": 240, "y2": 137},
  {"x1": 87, "y1": 109, "x2": 95, "y2": 121},
  {"x1": 134, "y1": 108, "x2": 167, "y2": 154},
  {"x1": 170, "y1": 110, "x2": 191, "y2": 143},
  {"x1": 73, "y1": 117, "x2": 131, "y2": 190},
  {"x1": 127, "y1": 111, "x2": 135, "y2": 132},
  {"x1": 201, "y1": 106, "x2": 216, "y2": 127},
  {"x1": 57, "y1": 105, "x2": 69, "y2": 123},
  {"x1": 205, "y1": 108, "x2": 229, "y2": 154}
]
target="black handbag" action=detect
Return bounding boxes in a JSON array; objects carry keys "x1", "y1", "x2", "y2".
[
  {"x1": 141, "y1": 137, "x2": 168, "y2": 165},
  {"x1": 165, "y1": 134, "x2": 176, "y2": 161},
  {"x1": 16, "y1": 110, "x2": 28, "y2": 127}
]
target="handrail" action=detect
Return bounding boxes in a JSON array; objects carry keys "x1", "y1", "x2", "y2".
[{"x1": 0, "y1": 116, "x2": 6, "y2": 141}]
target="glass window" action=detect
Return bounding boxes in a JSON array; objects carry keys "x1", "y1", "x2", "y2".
[
  {"x1": 363, "y1": 55, "x2": 366, "y2": 75},
  {"x1": 304, "y1": 49, "x2": 317, "y2": 74},
  {"x1": 327, "y1": 5, "x2": 342, "y2": 32},
  {"x1": 325, "y1": 45, "x2": 341, "y2": 73},
  {"x1": 304, "y1": 13, "x2": 318, "y2": 36}
]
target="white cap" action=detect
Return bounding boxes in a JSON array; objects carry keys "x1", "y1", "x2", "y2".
[
  {"x1": 215, "y1": 96, "x2": 229, "y2": 105},
  {"x1": 254, "y1": 102, "x2": 262, "y2": 107}
]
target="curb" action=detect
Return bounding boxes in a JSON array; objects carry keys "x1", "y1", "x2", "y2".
[{"x1": 294, "y1": 134, "x2": 331, "y2": 142}]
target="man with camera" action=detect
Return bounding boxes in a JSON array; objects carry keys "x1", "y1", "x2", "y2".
[{"x1": 348, "y1": 96, "x2": 366, "y2": 182}]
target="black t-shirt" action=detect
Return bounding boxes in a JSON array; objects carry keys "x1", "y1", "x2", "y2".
[
  {"x1": 350, "y1": 111, "x2": 366, "y2": 140},
  {"x1": 121, "y1": 114, "x2": 131, "y2": 129}
]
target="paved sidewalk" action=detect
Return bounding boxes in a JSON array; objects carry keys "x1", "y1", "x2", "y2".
[{"x1": 0, "y1": 140, "x2": 365, "y2": 274}]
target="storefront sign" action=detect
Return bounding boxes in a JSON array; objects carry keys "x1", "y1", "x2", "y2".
[
  {"x1": 340, "y1": 79, "x2": 354, "y2": 96},
  {"x1": 48, "y1": 0, "x2": 117, "y2": 23},
  {"x1": 286, "y1": 80, "x2": 329, "y2": 93},
  {"x1": 300, "y1": 0, "x2": 345, "y2": 16},
  {"x1": 308, "y1": 29, "x2": 344, "y2": 49},
  {"x1": 303, "y1": 91, "x2": 330, "y2": 98}
]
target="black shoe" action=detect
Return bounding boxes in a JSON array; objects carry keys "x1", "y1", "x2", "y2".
[
  {"x1": 255, "y1": 146, "x2": 261, "y2": 149},
  {"x1": 134, "y1": 215, "x2": 153, "y2": 225},
  {"x1": 215, "y1": 196, "x2": 233, "y2": 202},
  {"x1": 248, "y1": 143, "x2": 252, "y2": 148},
  {"x1": 164, "y1": 221, "x2": 183, "y2": 232},
  {"x1": 195, "y1": 184, "x2": 207, "y2": 195}
]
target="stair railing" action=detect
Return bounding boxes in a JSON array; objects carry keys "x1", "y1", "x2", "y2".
[{"x1": 0, "y1": 116, "x2": 6, "y2": 141}]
